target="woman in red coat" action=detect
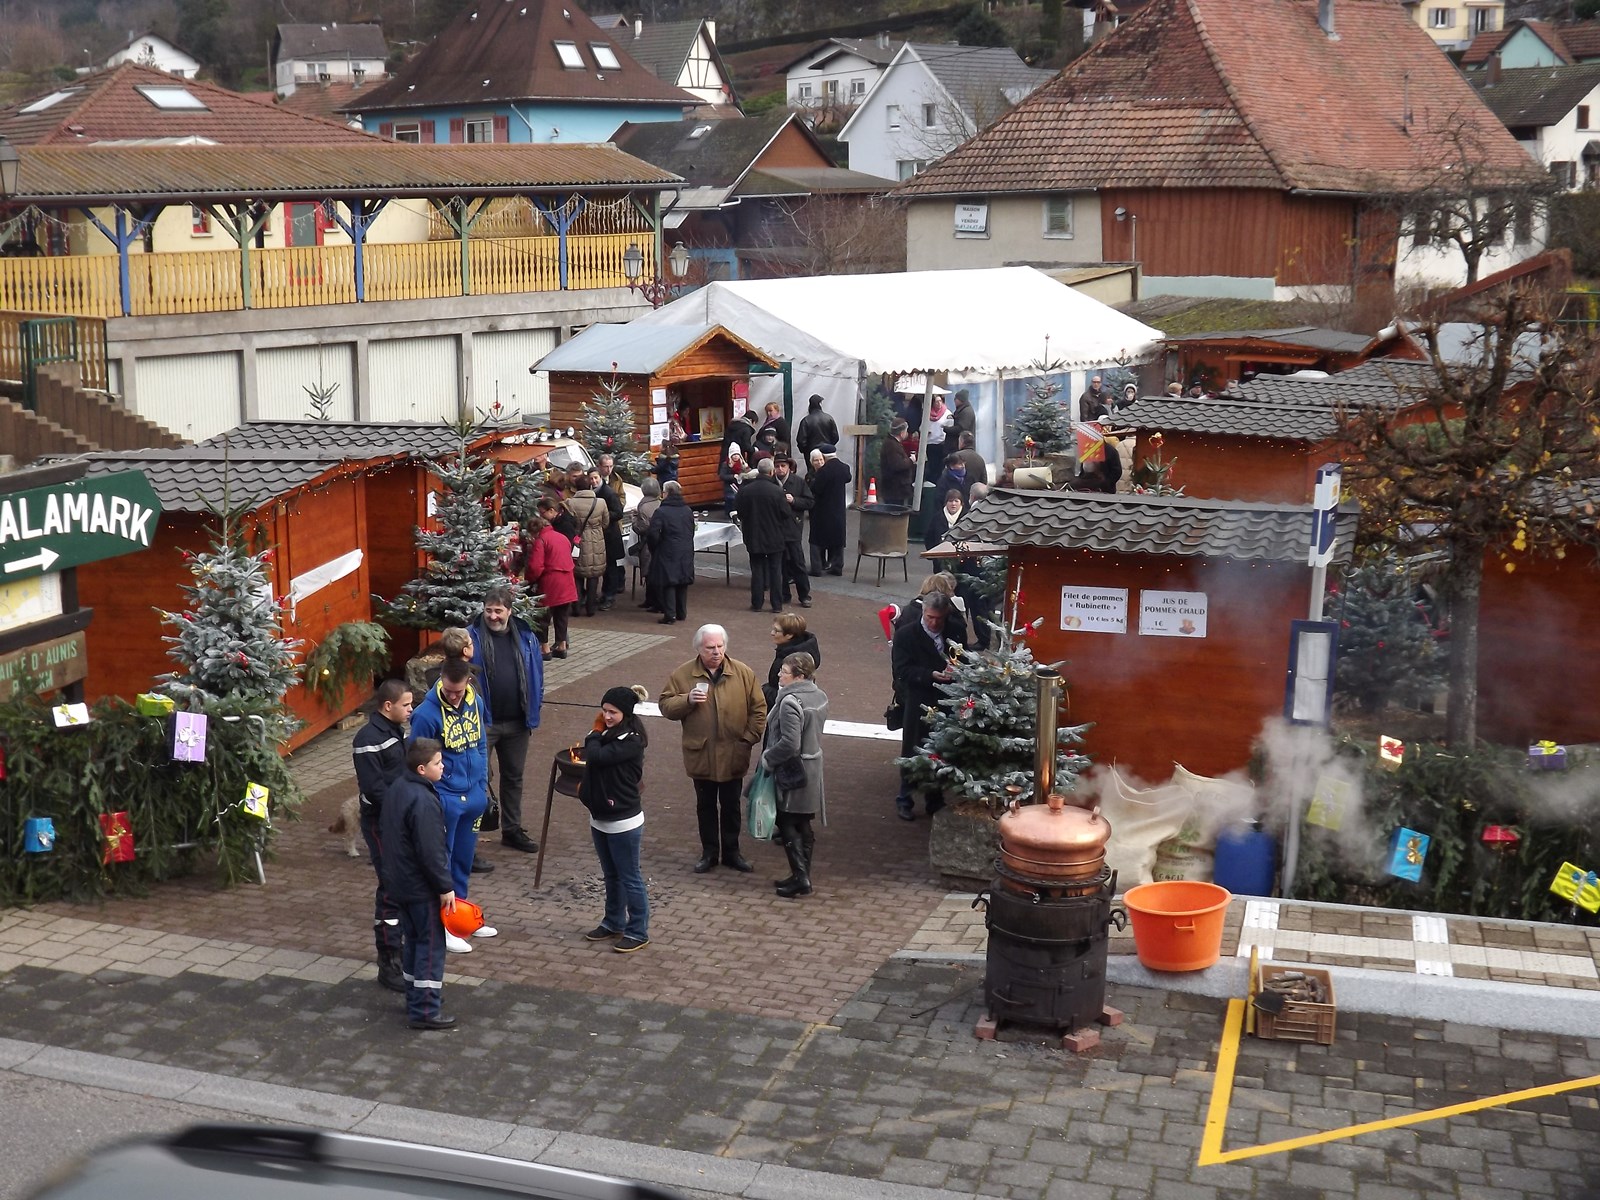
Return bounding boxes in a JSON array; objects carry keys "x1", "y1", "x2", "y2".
[{"x1": 525, "y1": 497, "x2": 579, "y2": 660}]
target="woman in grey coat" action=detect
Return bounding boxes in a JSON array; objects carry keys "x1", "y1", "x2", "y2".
[{"x1": 761, "y1": 651, "x2": 828, "y2": 898}]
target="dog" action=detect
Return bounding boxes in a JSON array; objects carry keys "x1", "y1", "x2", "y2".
[{"x1": 328, "y1": 795, "x2": 363, "y2": 858}]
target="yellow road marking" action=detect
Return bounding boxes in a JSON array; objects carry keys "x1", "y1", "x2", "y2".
[{"x1": 1198, "y1": 997, "x2": 1600, "y2": 1166}]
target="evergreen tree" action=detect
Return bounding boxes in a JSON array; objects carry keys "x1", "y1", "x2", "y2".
[
  {"x1": 382, "y1": 415, "x2": 525, "y2": 630},
  {"x1": 1008, "y1": 344, "x2": 1073, "y2": 459},
  {"x1": 898, "y1": 633, "x2": 1091, "y2": 808},
  {"x1": 158, "y1": 511, "x2": 301, "y2": 704},
  {"x1": 1332, "y1": 556, "x2": 1445, "y2": 713},
  {"x1": 578, "y1": 371, "x2": 651, "y2": 483}
]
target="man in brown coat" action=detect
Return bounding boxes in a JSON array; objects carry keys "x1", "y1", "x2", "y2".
[{"x1": 659, "y1": 623, "x2": 768, "y2": 873}]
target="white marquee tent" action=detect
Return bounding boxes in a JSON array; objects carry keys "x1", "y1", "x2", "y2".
[{"x1": 633, "y1": 267, "x2": 1164, "y2": 474}]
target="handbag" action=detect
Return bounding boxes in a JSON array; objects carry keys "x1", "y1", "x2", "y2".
[
  {"x1": 885, "y1": 694, "x2": 904, "y2": 731},
  {"x1": 746, "y1": 762, "x2": 778, "y2": 841},
  {"x1": 479, "y1": 781, "x2": 501, "y2": 834}
]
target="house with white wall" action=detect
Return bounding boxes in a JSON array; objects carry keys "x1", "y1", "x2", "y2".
[
  {"x1": 1401, "y1": 0, "x2": 1503, "y2": 50},
  {"x1": 838, "y1": 43, "x2": 1053, "y2": 182},
  {"x1": 1474, "y1": 62, "x2": 1600, "y2": 190},
  {"x1": 595, "y1": 15, "x2": 738, "y2": 112},
  {"x1": 97, "y1": 33, "x2": 200, "y2": 79},
  {"x1": 782, "y1": 35, "x2": 900, "y2": 128},
  {"x1": 272, "y1": 23, "x2": 388, "y2": 98}
]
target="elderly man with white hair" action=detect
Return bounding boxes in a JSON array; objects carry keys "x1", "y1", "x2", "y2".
[{"x1": 659, "y1": 623, "x2": 768, "y2": 874}]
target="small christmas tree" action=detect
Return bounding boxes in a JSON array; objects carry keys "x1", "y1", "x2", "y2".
[
  {"x1": 578, "y1": 368, "x2": 650, "y2": 483},
  {"x1": 1008, "y1": 342, "x2": 1073, "y2": 459},
  {"x1": 897, "y1": 597, "x2": 1092, "y2": 809},
  {"x1": 1129, "y1": 430, "x2": 1185, "y2": 496},
  {"x1": 1333, "y1": 556, "x2": 1445, "y2": 712},
  {"x1": 382, "y1": 412, "x2": 526, "y2": 630},
  {"x1": 158, "y1": 511, "x2": 301, "y2": 703}
]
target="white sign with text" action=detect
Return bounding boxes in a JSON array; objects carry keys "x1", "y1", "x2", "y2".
[
  {"x1": 1139, "y1": 589, "x2": 1208, "y2": 637},
  {"x1": 1059, "y1": 585, "x2": 1128, "y2": 634}
]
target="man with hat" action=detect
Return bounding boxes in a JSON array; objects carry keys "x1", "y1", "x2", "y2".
[
  {"x1": 808, "y1": 444, "x2": 851, "y2": 576},
  {"x1": 879, "y1": 420, "x2": 915, "y2": 507}
]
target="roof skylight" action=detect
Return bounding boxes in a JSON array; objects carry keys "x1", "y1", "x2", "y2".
[
  {"x1": 135, "y1": 85, "x2": 209, "y2": 111},
  {"x1": 554, "y1": 41, "x2": 584, "y2": 68},
  {"x1": 19, "y1": 89, "x2": 80, "y2": 114},
  {"x1": 591, "y1": 43, "x2": 621, "y2": 71}
]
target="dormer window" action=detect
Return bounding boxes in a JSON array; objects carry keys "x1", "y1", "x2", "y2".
[
  {"x1": 554, "y1": 41, "x2": 584, "y2": 68},
  {"x1": 591, "y1": 43, "x2": 621, "y2": 70},
  {"x1": 688, "y1": 124, "x2": 712, "y2": 139}
]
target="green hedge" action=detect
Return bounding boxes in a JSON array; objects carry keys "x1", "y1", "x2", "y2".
[
  {"x1": 0, "y1": 693, "x2": 301, "y2": 906},
  {"x1": 1284, "y1": 739, "x2": 1598, "y2": 923}
]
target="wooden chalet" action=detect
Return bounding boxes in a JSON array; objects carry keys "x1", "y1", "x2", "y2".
[
  {"x1": 956, "y1": 488, "x2": 1359, "y2": 780},
  {"x1": 535, "y1": 323, "x2": 779, "y2": 506},
  {"x1": 72, "y1": 423, "x2": 576, "y2": 749},
  {"x1": 1160, "y1": 326, "x2": 1421, "y2": 394}
]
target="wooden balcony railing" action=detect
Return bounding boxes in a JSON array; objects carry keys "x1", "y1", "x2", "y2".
[
  {"x1": 0, "y1": 231, "x2": 639, "y2": 320},
  {"x1": 0, "y1": 309, "x2": 109, "y2": 392}
]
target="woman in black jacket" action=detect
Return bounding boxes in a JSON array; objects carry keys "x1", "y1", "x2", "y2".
[
  {"x1": 764, "y1": 611, "x2": 822, "y2": 709},
  {"x1": 646, "y1": 481, "x2": 696, "y2": 625},
  {"x1": 578, "y1": 685, "x2": 650, "y2": 953}
]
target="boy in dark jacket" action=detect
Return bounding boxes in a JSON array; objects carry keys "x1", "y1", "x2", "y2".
[
  {"x1": 352, "y1": 680, "x2": 414, "y2": 993},
  {"x1": 578, "y1": 686, "x2": 650, "y2": 953},
  {"x1": 379, "y1": 738, "x2": 459, "y2": 1030}
]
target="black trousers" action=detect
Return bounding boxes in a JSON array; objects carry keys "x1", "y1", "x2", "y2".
[
  {"x1": 694, "y1": 777, "x2": 743, "y2": 857},
  {"x1": 359, "y1": 806, "x2": 402, "y2": 957},
  {"x1": 811, "y1": 542, "x2": 844, "y2": 574},
  {"x1": 487, "y1": 720, "x2": 529, "y2": 834},
  {"x1": 546, "y1": 602, "x2": 570, "y2": 647},
  {"x1": 578, "y1": 574, "x2": 602, "y2": 615},
  {"x1": 603, "y1": 559, "x2": 625, "y2": 599},
  {"x1": 779, "y1": 541, "x2": 810, "y2": 603},
  {"x1": 749, "y1": 552, "x2": 783, "y2": 610},
  {"x1": 659, "y1": 582, "x2": 688, "y2": 620}
]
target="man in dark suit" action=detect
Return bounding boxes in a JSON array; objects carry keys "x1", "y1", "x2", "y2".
[
  {"x1": 775, "y1": 455, "x2": 815, "y2": 607},
  {"x1": 890, "y1": 592, "x2": 955, "y2": 821},
  {"x1": 807, "y1": 445, "x2": 851, "y2": 575},
  {"x1": 735, "y1": 459, "x2": 790, "y2": 613}
]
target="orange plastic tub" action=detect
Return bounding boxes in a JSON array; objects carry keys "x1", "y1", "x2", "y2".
[{"x1": 1122, "y1": 880, "x2": 1232, "y2": 971}]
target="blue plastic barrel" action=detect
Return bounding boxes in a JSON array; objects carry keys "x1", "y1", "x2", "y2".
[{"x1": 1212, "y1": 822, "x2": 1277, "y2": 897}]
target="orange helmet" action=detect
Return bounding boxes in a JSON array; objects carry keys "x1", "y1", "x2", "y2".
[{"x1": 441, "y1": 897, "x2": 484, "y2": 938}]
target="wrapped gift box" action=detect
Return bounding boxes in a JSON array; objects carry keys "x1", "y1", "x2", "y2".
[
  {"x1": 170, "y1": 711, "x2": 208, "y2": 762},
  {"x1": 1528, "y1": 742, "x2": 1568, "y2": 770},
  {"x1": 99, "y1": 811, "x2": 135, "y2": 864},
  {"x1": 1387, "y1": 827, "x2": 1430, "y2": 882},
  {"x1": 23, "y1": 817, "x2": 55, "y2": 853},
  {"x1": 136, "y1": 692, "x2": 175, "y2": 717}
]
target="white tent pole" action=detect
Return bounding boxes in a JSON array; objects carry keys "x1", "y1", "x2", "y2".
[{"x1": 909, "y1": 375, "x2": 933, "y2": 509}]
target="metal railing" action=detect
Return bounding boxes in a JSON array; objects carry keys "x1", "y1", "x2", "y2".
[{"x1": 0, "y1": 309, "x2": 109, "y2": 397}]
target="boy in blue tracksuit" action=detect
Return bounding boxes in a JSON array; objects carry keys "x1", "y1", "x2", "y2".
[
  {"x1": 408, "y1": 659, "x2": 493, "y2": 943},
  {"x1": 378, "y1": 737, "x2": 457, "y2": 1030}
]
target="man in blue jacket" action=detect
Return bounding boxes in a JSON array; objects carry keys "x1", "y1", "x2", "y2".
[
  {"x1": 409, "y1": 658, "x2": 494, "y2": 953},
  {"x1": 469, "y1": 582, "x2": 544, "y2": 855}
]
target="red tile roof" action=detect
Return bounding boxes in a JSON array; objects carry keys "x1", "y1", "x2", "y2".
[
  {"x1": 277, "y1": 82, "x2": 370, "y2": 124},
  {"x1": 347, "y1": 0, "x2": 695, "y2": 114},
  {"x1": 1460, "y1": 28, "x2": 1514, "y2": 67},
  {"x1": 0, "y1": 63, "x2": 376, "y2": 147},
  {"x1": 1463, "y1": 19, "x2": 1571, "y2": 66},
  {"x1": 899, "y1": 0, "x2": 1541, "y2": 198},
  {"x1": 1554, "y1": 19, "x2": 1600, "y2": 60}
]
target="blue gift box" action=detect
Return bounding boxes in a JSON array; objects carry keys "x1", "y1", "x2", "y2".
[
  {"x1": 24, "y1": 817, "x2": 55, "y2": 853},
  {"x1": 1387, "y1": 827, "x2": 1430, "y2": 883}
]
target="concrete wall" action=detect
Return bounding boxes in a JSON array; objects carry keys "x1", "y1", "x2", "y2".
[
  {"x1": 906, "y1": 193, "x2": 1103, "y2": 271},
  {"x1": 105, "y1": 288, "x2": 650, "y2": 438}
]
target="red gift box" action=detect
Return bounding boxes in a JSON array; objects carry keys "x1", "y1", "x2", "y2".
[{"x1": 99, "y1": 811, "x2": 135, "y2": 864}]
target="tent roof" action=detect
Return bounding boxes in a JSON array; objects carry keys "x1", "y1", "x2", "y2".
[
  {"x1": 533, "y1": 323, "x2": 777, "y2": 375},
  {"x1": 635, "y1": 267, "x2": 1162, "y2": 374}
]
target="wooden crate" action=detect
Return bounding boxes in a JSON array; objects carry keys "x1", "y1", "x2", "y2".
[{"x1": 1254, "y1": 965, "x2": 1337, "y2": 1045}]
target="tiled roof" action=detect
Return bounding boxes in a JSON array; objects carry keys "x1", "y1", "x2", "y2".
[
  {"x1": 780, "y1": 37, "x2": 902, "y2": 74},
  {"x1": 276, "y1": 82, "x2": 371, "y2": 124},
  {"x1": 202, "y1": 421, "x2": 491, "y2": 456},
  {"x1": 1161, "y1": 325, "x2": 1371, "y2": 352},
  {"x1": 736, "y1": 166, "x2": 894, "y2": 195},
  {"x1": 1461, "y1": 28, "x2": 1515, "y2": 66},
  {"x1": 1530, "y1": 474, "x2": 1600, "y2": 519},
  {"x1": 1119, "y1": 294, "x2": 1336, "y2": 335},
  {"x1": 1472, "y1": 63, "x2": 1600, "y2": 128},
  {"x1": 612, "y1": 114, "x2": 794, "y2": 187},
  {"x1": 915, "y1": 44, "x2": 1056, "y2": 125},
  {"x1": 956, "y1": 486, "x2": 1359, "y2": 563},
  {"x1": 1124, "y1": 395, "x2": 1338, "y2": 440},
  {"x1": 1555, "y1": 20, "x2": 1600, "y2": 60},
  {"x1": 0, "y1": 63, "x2": 375, "y2": 147},
  {"x1": 275, "y1": 22, "x2": 389, "y2": 61},
  {"x1": 10, "y1": 142, "x2": 680, "y2": 204},
  {"x1": 899, "y1": 0, "x2": 1541, "y2": 198},
  {"x1": 1226, "y1": 358, "x2": 1438, "y2": 407},
  {"x1": 599, "y1": 19, "x2": 703, "y2": 85},
  {"x1": 76, "y1": 448, "x2": 353, "y2": 512},
  {"x1": 347, "y1": 0, "x2": 694, "y2": 114}
]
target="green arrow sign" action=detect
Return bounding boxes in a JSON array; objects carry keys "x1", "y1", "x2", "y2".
[{"x1": 0, "y1": 471, "x2": 163, "y2": 582}]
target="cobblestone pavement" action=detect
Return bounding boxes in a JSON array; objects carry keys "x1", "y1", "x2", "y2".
[{"x1": 10, "y1": 565, "x2": 1600, "y2": 1197}]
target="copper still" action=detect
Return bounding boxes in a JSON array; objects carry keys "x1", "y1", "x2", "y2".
[{"x1": 998, "y1": 793, "x2": 1112, "y2": 883}]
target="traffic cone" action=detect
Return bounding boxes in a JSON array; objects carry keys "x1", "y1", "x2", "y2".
[{"x1": 866, "y1": 477, "x2": 879, "y2": 505}]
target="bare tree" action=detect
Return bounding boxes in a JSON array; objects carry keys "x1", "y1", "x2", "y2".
[
  {"x1": 1329, "y1": 283, "x2": 1600, "y2": 747},
  {"x1": 755, "y1": 194, "x2": 906, "y2": 277}
]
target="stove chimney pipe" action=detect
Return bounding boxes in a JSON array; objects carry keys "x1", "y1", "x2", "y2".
[
  {"x1": 1032, "y1": 666, "x2": 1062, "y2": 802},
  {"x1": 1318, "y1": 0, "x2": 1336, "y2": 38}
]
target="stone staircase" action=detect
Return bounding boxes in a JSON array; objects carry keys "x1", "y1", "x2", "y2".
[{"x1": 1, "y1": 362, "x2": 185, "y2": 464}]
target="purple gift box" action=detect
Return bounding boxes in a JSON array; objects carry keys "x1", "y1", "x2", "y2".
[
  {"x1": 1528, "y1": 744, "x2": 1568, "y2": 771},
  {"x1": 170, "y1": 711, "x2": 209, "y2": 763}
]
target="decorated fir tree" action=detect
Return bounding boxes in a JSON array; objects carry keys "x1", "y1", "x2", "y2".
[
  {"x1": 382, "y1": 414, "x2": 525, "y2": 630},
  {"x1": 578, "y1": 369, "x2": 650, "y2": 482},
  {"x1": 1008, "y1": 342, "x2": 1073, "y2": 460},
  {"x1": 158, "y1": 512, "x2": 301, "y2": 704},
  {"x1": 1332, "y1": 556, "x2": 1444, "y2": 712},
  {"x1": 897, "y1": 592, "x2": 1092, "y2": 808},
  {"x1": 1129, "y1": 430, "x2": 1185, "y2": 496}
]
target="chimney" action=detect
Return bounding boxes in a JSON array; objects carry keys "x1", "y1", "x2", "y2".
[
  {"x1": 1318, "y1": 0, "x2": 1336, "y2": 38},
  {"x1": 877, "y1": 30, "x2": 889, "y2": 49},
  {"x1": 632, "y1": 14, "x2": 642, "y2": 39},
  {"x1": 1486, "y1": 53, "x2": 1502, "y2": 84}
]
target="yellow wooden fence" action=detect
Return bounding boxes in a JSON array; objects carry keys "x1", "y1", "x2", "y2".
[
  {"x1": 0, "y1": 309, "x2": 109, "y2": 390},
  {"x1": 0, "y1": 232, "x2": 636, "y2": 319}
]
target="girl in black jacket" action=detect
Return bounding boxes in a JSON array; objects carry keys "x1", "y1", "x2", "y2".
[
  {"x1": 578, "y1": 685, "x2": 651, "y2": 953},
  {"x1": 764, "y1": 612, "x2": 822, "y2": 708}
]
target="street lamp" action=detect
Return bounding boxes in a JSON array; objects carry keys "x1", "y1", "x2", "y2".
[
  {"x1": 0, "y1": 139, "x2": 21, "y2": 198},
  {"x1": 622, "y1": 240, "x2": 690, "y2": 308},
  {"x1": 1113, "y1": 206, "x2": 1138, "y2": 263}
]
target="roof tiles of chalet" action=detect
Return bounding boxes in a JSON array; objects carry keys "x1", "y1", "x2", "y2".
[
  {"x1": 0, "y1": 63, "x2": 374, "y2": 148},
  {"x1": 10, "y1": 143, "x2": 679, "y2": 205},
  {"x1": 277, "y1": 82, "x2": 371, "y2": 124},
  {"x1": 1124, "y1": 395, "x2": 1337, "y2": 440},
  {"x1": 275, "y1": 23, "x2": 390, "y2": 61},
  {"x1": 1472, "y1": 63, "x2": 1600, "y2": 127},
  {"x1": 1226, "y1": 358, "x2": 1437, "y2": 406},
  {"x1": 347, "y1": 0, "x2": 694, "y2": 114},
  {"x1": 898, "y1": 0, "x2": 1540, "y2": 198},
  {"x1": 956, "y1": 487, "x2": 1358, "y2": 563},
  {"x1": 78, "y1": 448, "x2": 353, "y2": 512},
  {"x1": 202, "y1": 421, "x2": 498, "y2": 456}
]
